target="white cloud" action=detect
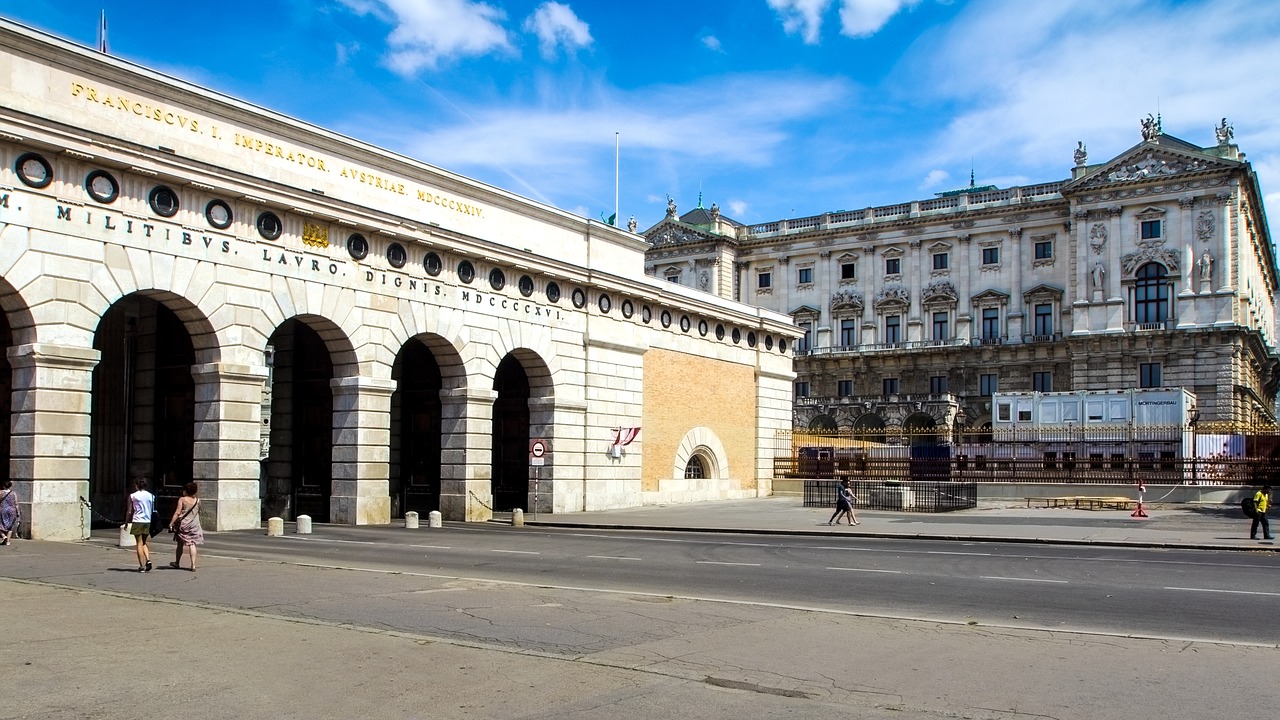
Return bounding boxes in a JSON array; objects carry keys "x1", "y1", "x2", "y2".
[
  {"x1": 920, "y1": 169, "x2": 949, "y2": 189},
  {"x1": 340, "y1": 0, "x2": 512, "y2": 74},
  {"x1": 335, "y1": 41, "x2": 360, "y2": 66},
  {"x1": 839, "y1": 0, "x2": 920, "y2": 37},
  {"x1": 523, "y1": 2, "x2": 593, "y2": 61},
  {"x1": 728, "y1": 200, "x2": 749, "y2": 216},
  {"x1": 895, "y1": 0, "x2": 1280, "y2": 191},
  {"x1": 767, "y1": 0, "x2": 833, "y2": 45},
  {"x1": 400, "y1": 73, "x2": 850, "y2": 209},
  {"x1": 702, "y1": 34, "x2": 724, "y2": 53}
]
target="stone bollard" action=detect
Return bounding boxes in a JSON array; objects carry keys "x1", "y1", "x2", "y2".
[
  {"x1": 428, "y1": 510, "x2": 442, "y2": 528},
  {"x1": 296, "y1": 515, "x2": 312, "y2": 534},
  {"x1": 118, "y1": 524, "x2": 136, "y2": 548},
  {"x1": 405, "y1": 511, "x2": 419, "y2": 529},
  {"x1": 512, "y1": 508, "x2": 524, "y2": 527},
  {"x1": 267, "y1": 517, "x2": 284, "y2": 536}
]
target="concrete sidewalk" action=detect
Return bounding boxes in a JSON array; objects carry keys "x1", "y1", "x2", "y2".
[{"x1": 518, "y1": 496, "x2": 1277, "y2": 551}]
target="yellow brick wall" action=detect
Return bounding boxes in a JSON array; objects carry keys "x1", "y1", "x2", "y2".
[{"x1": 641, "y1": 348, "x2": 758, "y2": 491}]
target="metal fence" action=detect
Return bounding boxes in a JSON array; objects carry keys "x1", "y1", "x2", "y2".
[
  {"x1": 775, "y1": 425, "x2": 1280, "y2": 486},
  {"x1": 804, "y1": 479, "x2": 977, "y2": 512}
]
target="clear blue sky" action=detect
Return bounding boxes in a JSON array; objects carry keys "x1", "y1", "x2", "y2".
[{"x1": 6, "y1": 1, "x2": 1280, "y2": 234}]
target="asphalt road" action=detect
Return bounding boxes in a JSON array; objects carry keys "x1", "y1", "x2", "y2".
[{"x1": 195, "y1": 522, "x2": 1280, "y2": 645}]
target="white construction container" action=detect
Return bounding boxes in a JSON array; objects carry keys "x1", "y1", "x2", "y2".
[{"x1": 992, "y1": 388, "x2": 1196, "y2": 430}]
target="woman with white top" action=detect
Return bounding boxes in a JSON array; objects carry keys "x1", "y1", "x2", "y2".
[{"x1": 125, "y1": 477, "x2": 156, "y2": 572}]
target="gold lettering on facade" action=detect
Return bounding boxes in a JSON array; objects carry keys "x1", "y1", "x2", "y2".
[{"x1": 68, "y1": 77, "x2": 486, "y2": 222}]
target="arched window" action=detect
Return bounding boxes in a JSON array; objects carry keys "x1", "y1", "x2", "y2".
[
  {"x1": 684, "y1": 455, "x2": 706, "y2": 479},
  {"x1": 1134, "y1": 262, "x2": 1169, "y2": 324}
]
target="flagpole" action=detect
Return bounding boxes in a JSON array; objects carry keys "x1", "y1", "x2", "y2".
[{"x1": 614, "y1": 132, "x2": 619, "y2": 228}]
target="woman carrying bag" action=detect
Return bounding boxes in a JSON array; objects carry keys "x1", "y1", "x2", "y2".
[{"x1": 168, "y1": 482, "x2": 205, "y2": 571}]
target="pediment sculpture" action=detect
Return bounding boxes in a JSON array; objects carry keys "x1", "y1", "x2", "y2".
[
  {"x1": 874, "y1": 284, "x2": 910, "y2": 309},
  {"x1": 830, "y1": 289, "x2": 864, "y2": 311},
  {"x1": 1121, "y1": 248, "x2": 1180, "y2": 275},
  {"x1": 922, "y1": 280, "x2": 957, "y2": 304}
]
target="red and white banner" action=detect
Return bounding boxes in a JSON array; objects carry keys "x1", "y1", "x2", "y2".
[{"x1": 611, "y1": 427, "x2": 641, "y2": 447}]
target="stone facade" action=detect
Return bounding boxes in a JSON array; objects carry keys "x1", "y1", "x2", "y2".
[
  {"x1": 0, "y1": 22, "x2": 796, "y2": 540},
  {"x1": 645, "y1": 123, "x2": 1279, "y2": 435}
]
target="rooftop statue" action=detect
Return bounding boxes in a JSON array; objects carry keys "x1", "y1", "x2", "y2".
[
  {"x1": 1215, "y1": 117, "x2": 1234, "y2": 144},
  {"x1": 1074, "y1": 141, "x2": 1087, "y2": 166}
]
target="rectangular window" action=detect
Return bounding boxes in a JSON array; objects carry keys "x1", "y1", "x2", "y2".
[
  {"x1": 1033, "y1": 371, "x2": 1053, "y2": 392},
  {"x1": 1140, "y1": 362, "x2": 1162, "y2": 388},
  {"x1": 932, "y1": 311, "x2": 949, "y2": 341},
  {"x1": 758, "y1": 272, "x2": 772, "y2": 289},
  {"x1": 996, "y1": 402, "x2": 1011, "y2": 422},
  {"x1": 932, "y1": 253, "x2": 949, "y2": 270},
  {"x1": 980, "y1": 373, "x2": 998, "y2": 396},
  {"x1": 665, "y1": 274, "x2": 680, "y2": 283},
  {"x1": 797, "y1": 321, "x2": 812, "y2": 353},
  {"x1": 982, "y1": 247, "x2": 1000, "y2": 264},
  {"x1": 1033, "y1": 303, "x2": 1053, "y2": 337},
  {"x1": 981, "y1": 308, "x2": 1000, "y2": 340},
  {"x1": 885, "y1": 257, "x2": 901, "y2": 275},
  {"x1": 1141, "y1": 219, "x2": 1162, "y2": 240},
  {"x1": 837, "y1": 379, "x2": 853, "y2": 397},
  {"x1": 930, "y1": 375, "x2": 948, "y2": 394},
  {"x1": 795, "y1": 381, "x2": 810, "y2": 398},
  {"x1": 1034, "y1": 240, "x2": 1053, "y2": 259},
  {"x1": 882, "y1": 377, "x2": 899, "y2": 396},
  {"x1": 840, "y1": 262, "x2": 856, "y2": 280},
  {"x1": 798, "y1": 267, "x2": 813, "y2": 284},
  {"x1": 884, "y1": 315, "x2": 901, "y2": 344},
  {"x1": 840, "y1": 318, "x2": 858, "y2": 346}
]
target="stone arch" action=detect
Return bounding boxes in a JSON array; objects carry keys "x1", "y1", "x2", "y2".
[
  {"x1": 670, "y1": 426, "x2": 729, "y2": 481},
  {"x1": 809, "y1": 413, "x2": 838, "y2": 432}
]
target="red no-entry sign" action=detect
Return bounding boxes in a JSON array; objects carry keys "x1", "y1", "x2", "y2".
[{"x1": 530, "y1": 438, "x2": 548, "y2": 466}]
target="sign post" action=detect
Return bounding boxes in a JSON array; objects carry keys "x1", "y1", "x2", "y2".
[{"x1": 529, "y1": 439, "x2": 547, "y2": 520}]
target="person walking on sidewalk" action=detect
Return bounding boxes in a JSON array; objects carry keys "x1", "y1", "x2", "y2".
[
  {"x1": 0, "y1": 480, "x2": 19, "y2": 545},
  {"x1": 1250, "y1": 484, "x2": 1273, "y2": 540},
  {"x1": 827, "y1": 479, "x2": 859, "y2": 526},
  {"x1": 125, "y1": 477, "x2": 156, "y2": 572},
  {"x1": 168, "y1": 481, "x2": 204, "y2": 571}
]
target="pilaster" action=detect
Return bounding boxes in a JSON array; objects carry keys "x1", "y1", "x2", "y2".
[
  {"x1": 8, "y1": 343, "x2": 99, "y2": 541},
  {"x1": 191, "y1": 362, "x2": 269, "y2": 530},
  {"x1": 329, "y1": 375, "x2": 396, "y2": 525},
  {"x1": 439, "y1": 387, "x2": 497, "y2": 521}
]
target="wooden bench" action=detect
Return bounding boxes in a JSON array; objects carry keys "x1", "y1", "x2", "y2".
[{"x1": 1026, "y1": 495, "x2": 1138, "y2": 510}]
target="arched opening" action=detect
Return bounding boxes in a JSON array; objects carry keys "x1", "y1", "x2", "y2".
[
  {"x1": 391, "y1": 338, "x2": 442, "y2": 518},
  {"x1": 684, "y1": 454, "x2": 707, "y2": 479},
  {"x1": 852, "y1": 413, "x2": 886, "y2": 443},
  {"x1": 808, "y1": 414, "x2": 837, "y2": 432},
  {"x1": 263, "y1": 319, "x2": 334, "y2": 522},
  {"x1": 903, "y1": 412, "x2": 939, "y2": 443},
  {"x1": 90, "y1": 296, "x2": 196, "y2": 526},
  {"x1": 491, "y1": 354, "x2": 530, "y2": 511}
]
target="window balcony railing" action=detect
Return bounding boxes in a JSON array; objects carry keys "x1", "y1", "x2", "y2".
[
  {"x1": 972, "y1": 336, "x2": 1006, "y2": 346},
  {"x1": 797, "y1": 337, "x2": 970, "y2": 356},
  {"x1": 1131, "y1": 321, "x2": 1171, "y2": 331},
  {"x1": 1022, "y1": 333, "x2": 1064, "y2": 343},
  {"x1": 796, "y1": 393, "x2": 960, "y2": 407}
]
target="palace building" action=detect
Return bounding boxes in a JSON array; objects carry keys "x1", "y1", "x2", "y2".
[
  {"x1": 645, "y1": 120, "x2": 1279, "y2": 437},
  {"x1": 0, "y1": 20, "x2": 797, "y2": 540}
]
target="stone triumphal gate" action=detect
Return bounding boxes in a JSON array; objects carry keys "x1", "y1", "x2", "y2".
[{"x1": 0, "y1": 20, "x2": 796, "y2": 540}]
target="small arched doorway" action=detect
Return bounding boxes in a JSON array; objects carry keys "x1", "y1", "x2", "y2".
[
  {"x1": 491, "y1": 354, "x2": 530, "y2": 511},
  {"x1": 808, "y1": 414, "x2": 838, "y2": 432}
]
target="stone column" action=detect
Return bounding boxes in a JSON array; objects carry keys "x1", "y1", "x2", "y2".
[
  {"x1": 439, "y1": 387, "x2": 497, "y2": 522},
  {"x1": 329, "y1": 375, "x2": 396, "y2": 525},
  {"x1": 818, "y1": 251, "x2": 832, "y2": 341},
  {"x1": 1107, "y1": 206, "x2": 1123, "y2": 300},
  {"x1": 908, "y1": 239, "x2": 923, "y2": 341},
  {"x1": 1178, "y1": 197, "x2": 1196, "y2": 293},
  {"x1": 957, "y1": 236, "x2": 972, "y2": 340},
  {"x1": 1008, "y1": 228, "x2": 1024, "y2": 339},
  {"x1": 778, "y1": 256, "x2": 791, "y2": 314},
  {"x1": 1217, "y1": 192, "x2": 1233, "y2": 291},
  {"x1": 191, "y1": 362, "x2": 269, "y2": 530},
  {"x1": 8, "y1": 343, "x2": 99, "y2": 541}
]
